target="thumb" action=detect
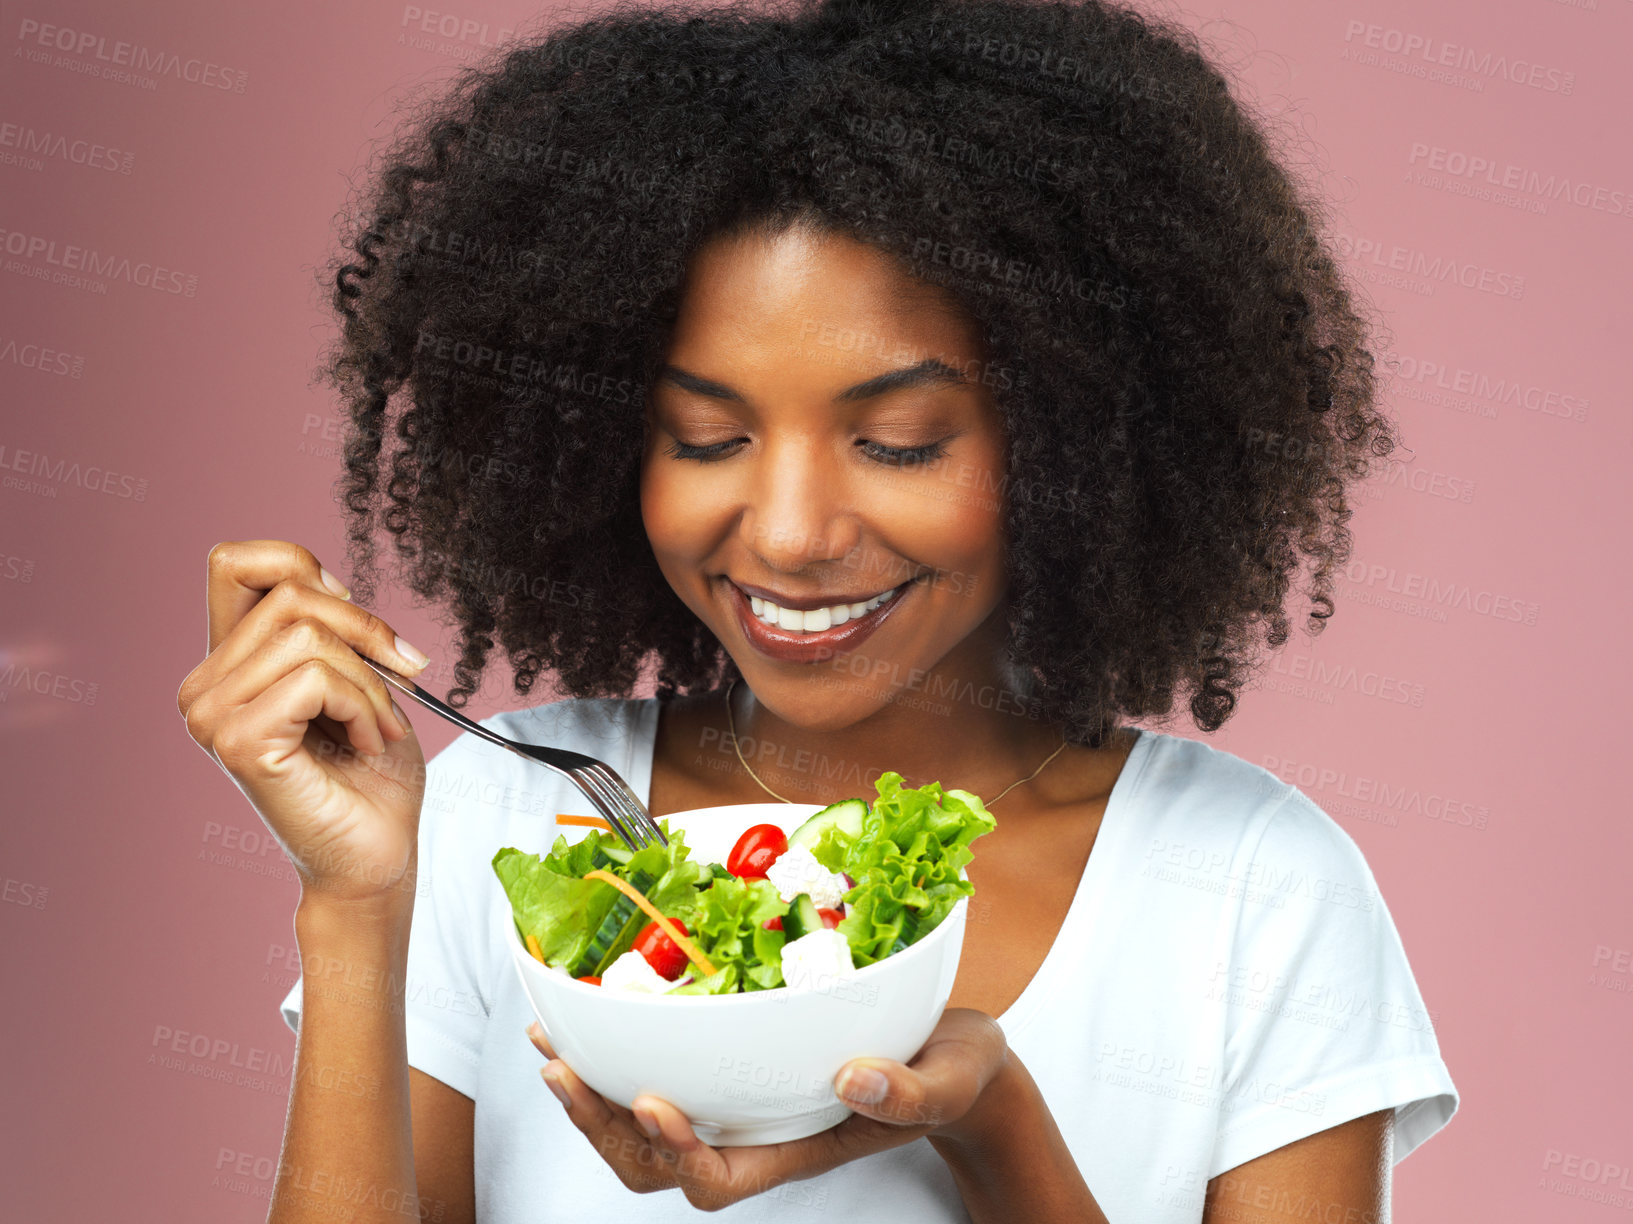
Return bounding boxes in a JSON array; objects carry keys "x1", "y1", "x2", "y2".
[
  {"x1": 833, "y1": 1058, "x2": 944, "y2": 1129},
  {"x1": 833, "y1": 1009, "x2": 1007, "y2": 1130}
]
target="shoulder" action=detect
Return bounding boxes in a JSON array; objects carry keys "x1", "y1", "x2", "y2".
[{"x1": 1131, "y1": 732, "x2": 1378, "y2": 908}]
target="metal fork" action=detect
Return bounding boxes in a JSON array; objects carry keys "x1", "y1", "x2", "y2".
[{"x1": 360, "y1": 655, "x2": 666, "y2": 852}]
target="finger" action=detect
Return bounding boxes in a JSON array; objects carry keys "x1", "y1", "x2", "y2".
[
  {"x1": 635, "y1": 1093, "x2": 922, "y2": 1205},
  {"x1": 190, "y1": 616, "x2": 409, "y2": 748},
  {"x1": 211, "y1": 656, "x2": 391, "y2": 771},
  {"x1": 543, "y1": 1060, "x2": 680, "y2": 1195},
  {"x1": 526, "y1": 1021, "x2": 556, "y2": 1060},
  {"x1": 204, "y1": 540, "x2": 351, "y2": 654},
  {"x1": 182, "y1": 570, "x2": 429, "y2": 723},
  {"x1": 627, "y1": 1095, "x2": 756, "y2": 1209},
  {"x1": 629, "y1": 1093, "x2": 727, "y2": 1171},
  {"x1": 835, "y1": 1007, "x2": 1006, "y2": 1130}
]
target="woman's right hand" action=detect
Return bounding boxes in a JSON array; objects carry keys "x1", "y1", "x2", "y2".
[{"x1": 176, "y1": 539, "x2": 436, "y2": 906}]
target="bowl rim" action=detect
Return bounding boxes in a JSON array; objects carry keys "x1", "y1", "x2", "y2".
[{"x1": 498, "y1": 802, "x2": 971, "y2": 1005}]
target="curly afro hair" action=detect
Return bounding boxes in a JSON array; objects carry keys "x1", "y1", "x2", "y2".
[{"x1": 319, "y1": 0, "x2": 1400, "y2": 746}]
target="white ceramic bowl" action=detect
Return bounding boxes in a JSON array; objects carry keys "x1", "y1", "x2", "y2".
[{"x1": 501, "y1": 802, "x2": 968, "y2": 1145}]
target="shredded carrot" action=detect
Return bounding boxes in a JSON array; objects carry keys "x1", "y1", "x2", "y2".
[
  {"x1": 584, "y1": 868, "x2": 717, "y2": 979},
  {"x1": 557, "y1": 813, "x2": 612, "y2": 830},
  {"x1": 524, "y1": 932, "x2": 546, "y2": 964}
]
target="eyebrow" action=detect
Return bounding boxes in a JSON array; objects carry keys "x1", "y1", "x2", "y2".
[{"x1": 657, "y1": 357, "x2": 969, "y2": 404}]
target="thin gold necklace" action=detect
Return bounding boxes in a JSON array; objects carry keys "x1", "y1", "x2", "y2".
[{"x1": 722, "y1": 676, "x2": 1068, "y2": 807}]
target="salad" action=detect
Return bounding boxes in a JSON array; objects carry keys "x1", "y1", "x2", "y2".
[{"x1": 493, "y1": 772, "x2": 996, "y2": 995}]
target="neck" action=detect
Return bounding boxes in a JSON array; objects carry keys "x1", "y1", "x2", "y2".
[{"x1": 723, "y1": 619, "x2": 1098, "y2": 811}]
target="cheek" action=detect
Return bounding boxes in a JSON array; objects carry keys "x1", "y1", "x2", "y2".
[
  {"x1": 879, "y1": 454, "x2": 1005, "y2": 597},
  {"x1": 640, "y1": 458, "x2": 729, "y2": 574}
]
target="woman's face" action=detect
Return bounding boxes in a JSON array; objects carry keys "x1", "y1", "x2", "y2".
[{"x1": 640, "y1": 221, "x2": 1012, "y2": 731}]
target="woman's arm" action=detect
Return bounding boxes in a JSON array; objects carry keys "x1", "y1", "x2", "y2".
[
  {"x1": 172, "y1": 539, "x2": 473, "y2": 1221},
  {"x1": 927, "y1": 1050, "x2": 1111, "y2": 1224},
  {"x1": 1201, "y1": 1109, "x2": 1392, "y2": 1224},
  {"x1": 931, "y1": 1069, "x2": 1393, "y2": 1224},
  {"x1": 273, "y1": 887, "x2": 474, "y2": 1224}
]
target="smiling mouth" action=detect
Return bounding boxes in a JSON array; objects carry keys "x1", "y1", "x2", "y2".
[
  {"x1": 722, "y1": 572, "x2": 923, "y2": 661},
  {"x1": 734, "y1": 580, "x2": 911, "y2": 634}
]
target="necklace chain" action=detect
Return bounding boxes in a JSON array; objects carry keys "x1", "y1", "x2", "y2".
[{"x1": 722, "y1": 676, "x2": 1067, "y2": 807}]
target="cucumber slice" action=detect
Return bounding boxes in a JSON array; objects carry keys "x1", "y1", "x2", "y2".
[
  {"x1": 572, "y1": 867, "x2": 653, "y2": 976},
  {"x1": 782, "y1": 893, "x2": 824, "y2": 942},
  {"x1": 589, "y1": 900, "x2": 650, "y2": 977},
  {"x1": 885, "y1": 910, "x2": 925, "y2": 957},
  {"x1": 596, "y1": 841, "x2": 634, "y2": 867},
  {"x1": 786, "y1": 798, "x2": 867, "y2": 853}
]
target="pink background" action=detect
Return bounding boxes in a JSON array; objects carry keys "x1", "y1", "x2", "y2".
[{"x1": 2, "y1": 0, "x2": 1627, "y2": 1218}]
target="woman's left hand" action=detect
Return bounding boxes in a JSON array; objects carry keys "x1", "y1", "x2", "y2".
[{"x1": 526, "y1": 1006, "x2": 1011, "y2": 1211}]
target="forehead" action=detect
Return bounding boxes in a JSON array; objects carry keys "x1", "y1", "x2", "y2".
[{"x1": 665, "y1": 223, "x2": 983, "y2": 367}]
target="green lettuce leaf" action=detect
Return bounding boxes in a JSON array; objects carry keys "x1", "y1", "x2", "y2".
[
  {"x1": 492, "y1": 819, "x2": 706, "y2": 974},
  {"x1": 811, "y1": 774, "x2": 996, "y2": 966},
  {"x1": 667, "y1": 962, "x2": 741, "y2": 996},
  {"x1": 687, "y1": 874, "x2": 789, "y2": 991}
]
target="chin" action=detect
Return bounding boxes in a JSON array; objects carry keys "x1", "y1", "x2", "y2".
[{"x1": 728, "y1": 661, "x2": 911, "y2": 732}]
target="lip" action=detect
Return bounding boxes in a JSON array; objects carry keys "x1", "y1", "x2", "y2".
[
  {"x1": 730, "y1": 580, "x2": 902, "y2": 612},
  {"x1": 726, "y1": 577, "x2": 914, "y2": 664}
]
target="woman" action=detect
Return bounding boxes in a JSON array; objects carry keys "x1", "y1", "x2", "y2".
[{"x1": 176, "y1": 0, "x2": 1458, "y2": 1218}]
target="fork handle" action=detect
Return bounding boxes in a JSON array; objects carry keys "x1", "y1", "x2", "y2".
[{"x1": 359, "y1": 655, "x2": 517, "y2": 755}]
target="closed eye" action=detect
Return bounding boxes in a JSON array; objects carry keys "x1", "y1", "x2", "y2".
[
  {"x1": 857, "y1": 438, "x2": 950, "y2": 466},
  {"x1": 662, "y1": 437, "x2": 952, "y2": 466}
]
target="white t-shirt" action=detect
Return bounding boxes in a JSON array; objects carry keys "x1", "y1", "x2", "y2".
[{"x1": 280, "y1": 696, "x2": 1458, "y2": 1222}]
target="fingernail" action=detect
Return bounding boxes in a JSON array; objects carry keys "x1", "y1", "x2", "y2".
[
  {"x1": 319, "y1": 567, "x2": 351, "y2": 600},
  {"x1": 525, "y1": 1021, "x2": 543, "y2": 1042},
  {"x1": 541, "y1": 1067, "x2": 571, "y2": 1108},
  {"x1": 837, "y1": 1066, "x2": 888, "y2": 1104},
  {"x1": 394, "y1": 634, "x2": 430, "y2": 671},
  {"x1": 390, "y1": 698, "x2": 412, "y2": 734},
  {"x1": 633, "y1": 1107, "x2": 661, "y2": 1139}
]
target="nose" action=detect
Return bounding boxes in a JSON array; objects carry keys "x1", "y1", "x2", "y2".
[{"x1": 737, "y1": 434, "x2": 862, "y2": 573}]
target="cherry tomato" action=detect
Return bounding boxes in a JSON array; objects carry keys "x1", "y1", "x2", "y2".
[
  {"x1": 727, "y1": 823, "x2": 788, "y2": 879},
  {"x1": 576, "y1": 975, "x2": 601, "y2": 985},
  {"x1": 632, "y1": 919, "x2": 690, "y2": 980},
  {"x1": 763, "y1": 907, "x2": 843, "y2": 932}
]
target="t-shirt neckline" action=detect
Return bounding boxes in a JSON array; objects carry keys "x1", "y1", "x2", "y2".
[{"x1": 629, "y1": 696, "x2": 1159, "y2": 1032}]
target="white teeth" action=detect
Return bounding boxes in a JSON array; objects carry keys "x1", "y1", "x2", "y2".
[{"x1": 744, "y1": 584, "x2": 900, "y2": 633}]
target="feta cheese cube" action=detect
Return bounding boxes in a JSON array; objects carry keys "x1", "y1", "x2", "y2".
[
  {"x1": 781, "y1": 927, "x2": 856, "y2": 992},
  {"x1": 765, "y1": 843, "x2": 849, "y2": 909},
  {"x1": 600, "y1": 949, "x2": 686, "y2": 994}
]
